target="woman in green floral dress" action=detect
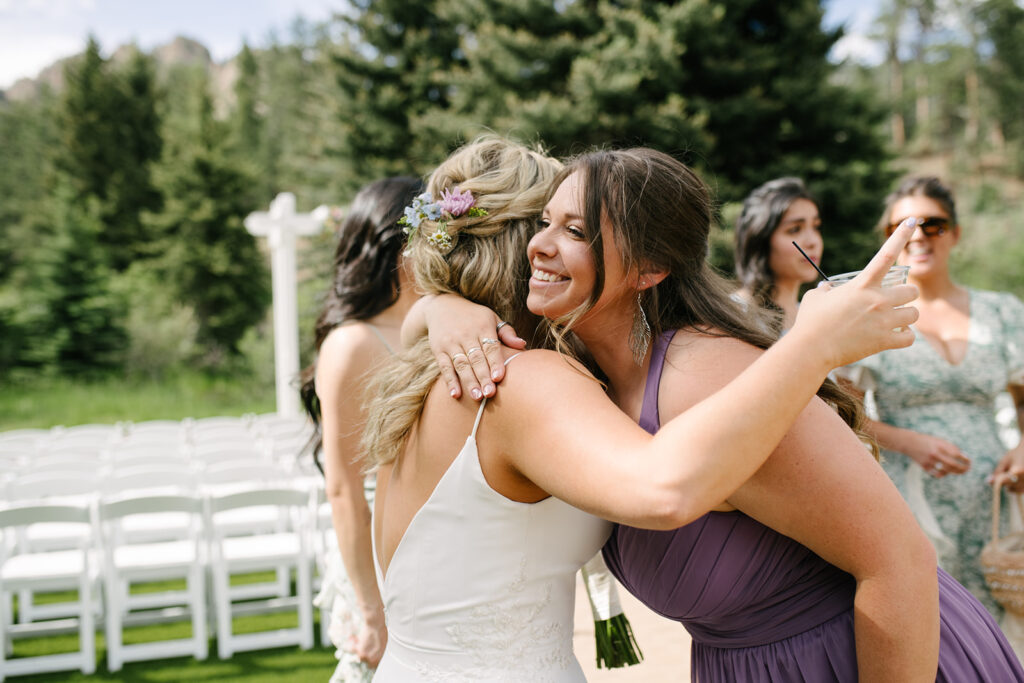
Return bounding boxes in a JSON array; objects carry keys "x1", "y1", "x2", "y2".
[{"x1": 843, "y1": 177, "x2": 1024, "y2": 624}]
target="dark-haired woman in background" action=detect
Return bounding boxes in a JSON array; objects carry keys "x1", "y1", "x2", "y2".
[
  {"x1": 734, "y1": 177, "x2": 823, "y2": 331},
  {"x1": 299, "y1": 176, "x2": 423, "y2": 680},
  {"x1": 840, "y1": 176, "x2": 1024, "y2": 645}
]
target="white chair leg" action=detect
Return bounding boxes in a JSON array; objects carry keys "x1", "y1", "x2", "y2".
[
  {"x1": 16, "y1": 589, "x2": 31, "y2": 624},
  {"x1": 1, "y1": 592, "x2": 12, "y2": 657},
  {"x1": 80, "y1": 573, "x2": 96, "y2": 675},
  {"x1": 104, "y1": 574, "x2": 122, "y2": 672},
  {"x1": 0, "y1": 589, "x2": 8, "y2": 681},
  {"x1": 319, "y1": 599, "x2": 332, "y2": 648},
  {"x1": 275, "y1": 565, "x2": 290, "y2": 597},
  {"x1": 191, "y1": 565, "x2": 209, "y2": 661},
  {"x1": 214, "y1": 566, "x2": 233, "y2": 659},
  {"x1": 297, "y1": 561, "x2": 313, "y2": 650}
]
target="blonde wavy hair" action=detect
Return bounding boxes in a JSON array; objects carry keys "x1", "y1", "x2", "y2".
[{"x1": 361, "y1": 136, "x2": 562, "y2": 469}]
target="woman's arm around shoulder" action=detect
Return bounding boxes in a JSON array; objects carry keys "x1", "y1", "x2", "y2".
[{"x1": 657, "y1": 336, "x2": 939, "y2": 682}]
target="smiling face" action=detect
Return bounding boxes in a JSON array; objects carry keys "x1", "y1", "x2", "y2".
[
  {"x1": 888, "y1": 195, "x2": 959, "y2": 280},
  {"x1": 767, "y1": 198, "x2": 823, "y2": 286},
  {"x1": 526, "y1": 171, "x2": 634, "y2": 328}
]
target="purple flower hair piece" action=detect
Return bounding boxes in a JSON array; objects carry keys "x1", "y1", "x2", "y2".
[{"x1": 439, "y1": 187, "x2": 476, "y2": 218}]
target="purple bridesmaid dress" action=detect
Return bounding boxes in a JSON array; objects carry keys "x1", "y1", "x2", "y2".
[{"x1": 603, "y1": 330, "x2": 1024, "y2": 681}]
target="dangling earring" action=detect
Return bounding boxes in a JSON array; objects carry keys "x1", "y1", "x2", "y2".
[{"x1": 628, "y1": 290, "x2": 651, "y2": 366}]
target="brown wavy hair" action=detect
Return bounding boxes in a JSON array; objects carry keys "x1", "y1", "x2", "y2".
[
  {"x1": 299, "y1": 176, "x2": 424, "y2": 471},
  {"x1": 548, "y1": 148, "x2": 875, "y2": 454}
]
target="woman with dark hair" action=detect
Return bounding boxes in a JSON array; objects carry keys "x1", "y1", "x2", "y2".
[
  {"x1": 734, "y1": 177, "x2": 823, "y2": 331},
  {"x1": 299, "y1": 175, "x2": 423, "y2": 680},
  {"x1": 840, "y1": 176, "x2": 1024, "y2": 635},
  {"x1": 421, "y1": 150, "x2": 1023, "y2": 680}
]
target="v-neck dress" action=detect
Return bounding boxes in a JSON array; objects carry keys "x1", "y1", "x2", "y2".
[
  {"x1": 371, "y1": 365, "x2": 612, "y2": 682},
  {"x1": 603, "y1": 329, "x2": 1024, "y2": 681},
  {"x1": 845, "y1": 288, "x2": 1024, "y2": 614}
]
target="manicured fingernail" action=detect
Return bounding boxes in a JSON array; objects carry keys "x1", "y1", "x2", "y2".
[
  {"x1": 483, "y1": 384, "x2": 494, "y2": 397},
  {"x1": 471, "y1": 388, "x2": 482, "y2": 400},
  {"x1": 450, "y1": 389, "x2": 458, "y2": 398},
  {"x1": 492, "y1": 369, "x2": 502, "y2": 380}
]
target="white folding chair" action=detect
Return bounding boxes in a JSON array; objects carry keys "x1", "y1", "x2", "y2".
[
  {"x1": 122, "y1": 421, "x2": 187, "y2": 449},
  {"x1": 4, "y1": 472, "x2": 99, "y2": 625},
  {"x1": 0, "y1": 502, "x2": 97, "y2": 680},
  {"x1": 98, "y1": 493, "x2": 208, "y2": 671},
  {"x1": 0, "y1": 430, "x2": 48, "y2": 456},
  {"x1": 201, "y1": 463, "x2": 298, "y2": 602},
  {"x1": 101, "y1": 467, "x2": 199, "y2": 544},
  {"x1": 206, "y1": 486, "x2": 314, "y2": 659},
  {"x1": 189, "y1": 417, "x2": 254, "y2": 445},
  {"x1": 17, "y1": 455, "x2": 102, "y2": 479},
  {"x1": 191, "y1": 443, "x2": 266, "y2": 469}
]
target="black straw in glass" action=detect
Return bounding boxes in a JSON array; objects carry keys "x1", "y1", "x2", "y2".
[{"x1": 792, "y1": 241, "x2": 830, "y2": 281}]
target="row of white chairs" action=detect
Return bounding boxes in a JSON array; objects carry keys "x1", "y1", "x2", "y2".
[
  {"x1": 0, "y1": 415, "x2": 318, "y2": 495},
  {"x1": 0, "y1": 414, "x2": 312, "y2": 457},
  {"x1": 0, "y1": 480, "x2": 336, "y2": 680}
]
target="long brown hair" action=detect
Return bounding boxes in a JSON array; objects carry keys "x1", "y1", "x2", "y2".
[
  {"x1": 553, "y1": 148, "x2": 873, "y2": 450},
  {"x1": 734, "y1": 177, "x2": 817, "y2": 321},
  {"x1": 299, "y1": 176, "x2": 423, "y2": 470}
]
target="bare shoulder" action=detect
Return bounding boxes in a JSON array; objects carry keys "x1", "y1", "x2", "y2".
[
  {"x1": 660, "y1": 331, "x2": 763, "y2": 416},
  {"x1": 315, "y1": 324, "x2": 391, "y2": 398},
  {"x1": 499, "y1": 348, "x2": 596, "y2": 392},
  {"x1": 484, "y1": 348, "x2": 604, "y2": 428}
]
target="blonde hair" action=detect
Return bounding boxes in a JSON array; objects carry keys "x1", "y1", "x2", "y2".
[{"x1": 361, "y1": 136, "x2": 561, "y2": 468}]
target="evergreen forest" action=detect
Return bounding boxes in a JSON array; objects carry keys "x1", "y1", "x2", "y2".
[{"x1": 2, "y1": 0, "x2": 1023, "y2": 392}]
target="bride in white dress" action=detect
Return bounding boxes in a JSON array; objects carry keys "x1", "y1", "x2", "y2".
[{"x1": 362, "y1": 136, "x2": 919, "y2": 681}]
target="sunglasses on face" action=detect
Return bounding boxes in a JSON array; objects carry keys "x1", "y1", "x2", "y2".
[{"x1": 886, "y1": 216, "x2": 950, "y2": 238}]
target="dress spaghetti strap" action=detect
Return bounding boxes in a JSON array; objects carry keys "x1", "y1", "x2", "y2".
[
  {"x1": 469, "y1": 352, "x2": 523, "y2": 439},
  {"x1": 364, "y1": 322, "x2": 395, "y2": 355}
]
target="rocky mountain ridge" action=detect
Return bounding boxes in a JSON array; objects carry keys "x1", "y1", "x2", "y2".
[{"x1": 1, "y1": 36, "x2": 238, "y2": 107}]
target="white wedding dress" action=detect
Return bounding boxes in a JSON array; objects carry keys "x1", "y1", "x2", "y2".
[{"x1": 372, "y1": 388, "x2": 612, "y2": 682}]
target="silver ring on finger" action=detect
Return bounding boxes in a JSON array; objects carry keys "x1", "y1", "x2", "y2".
[
  {"x1": 467, "y1": 346, "x2": 482, "y2": 355},
  {"x1": 481, "y1": 337, "x2": 499, "y2": 345},
  {"x1": 496, "y1": 321, "x2": 510, "y2": 331},
  {"x1": 933, "y1": 461, "x2": 944, "y2": 472},
  {"x1": 451, "y1": 352, "x2": 468, "y2": 362}
]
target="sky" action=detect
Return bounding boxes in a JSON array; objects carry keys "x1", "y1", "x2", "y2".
[{"x1": 0, "y1": 0, "x2": 884, "y2": 91}]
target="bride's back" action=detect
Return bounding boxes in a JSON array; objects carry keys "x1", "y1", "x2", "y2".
[{"x1": 371, "y1": 360, "x2": 610, "y2": 681}]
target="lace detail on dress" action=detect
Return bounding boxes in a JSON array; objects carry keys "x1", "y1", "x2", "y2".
[{"x1": 412, "y1": 558, "x2": 572, "y2": 682}]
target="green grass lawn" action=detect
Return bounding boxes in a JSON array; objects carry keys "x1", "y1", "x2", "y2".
[
  {"x1": 0, "y1": 371, "x2": 275, "y2": 431},
  {"x1": 7, "y1": 574, "x2": 338, "y2": 682}
]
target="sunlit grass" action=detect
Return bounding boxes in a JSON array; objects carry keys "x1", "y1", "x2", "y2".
[
  {"x1": 0, "y1": 370, "x2": 275, "y2": 431},
  {"x1": 6, "y1": 572, "x2": 336, "y2": 681}
]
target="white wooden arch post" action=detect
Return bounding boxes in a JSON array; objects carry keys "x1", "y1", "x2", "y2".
[{"x1": 245, "y1": 193, "x2": 327, "y2": 417}]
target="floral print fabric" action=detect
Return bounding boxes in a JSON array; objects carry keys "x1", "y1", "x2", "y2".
[{"x1": 847, "y1": 289, "x2": 1024, "y2": 615}]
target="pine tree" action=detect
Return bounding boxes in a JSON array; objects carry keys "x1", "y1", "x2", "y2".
[
  {"x1": 324, "y1": 0, "x2": 464, "y2": 192},
  {"x1": 148, "y1": 79, "x2": 270, "y2": 358},
  {"x1": 977, "y1": 0, "x2": 1024, "y2": 174},
  {"x1": 56, "y1": 37, "x2": 162, "y2": 270},
  {"x1": 40, "y1": 183, "x2": 127, "y2": 375},
  {"x1": 445, "y1": 0, "x2": 894, "y2": 274}
]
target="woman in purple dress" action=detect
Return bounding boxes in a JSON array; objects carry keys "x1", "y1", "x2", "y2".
[{"x1": 422, "y1": 148, "x2": 1024, "y2": 680}]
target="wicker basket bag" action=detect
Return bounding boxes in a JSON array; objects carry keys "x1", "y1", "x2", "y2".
[{"x1": 981, "y1": 478, "x2": 1024, "y2": 616}]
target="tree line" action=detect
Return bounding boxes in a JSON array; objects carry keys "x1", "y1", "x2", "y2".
[{"x1": 1, "y1": 0, "x2": 1022, "y2": 380}]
